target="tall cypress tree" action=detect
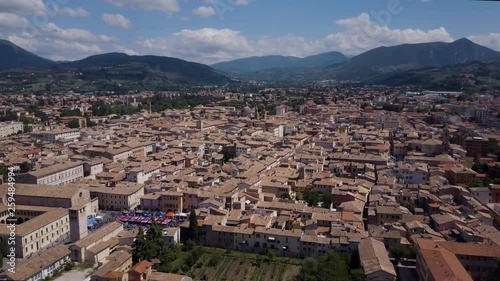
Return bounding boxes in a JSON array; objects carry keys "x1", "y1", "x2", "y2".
[
  {"x1": 132, "y1": 228, "x2": 147, "y2": 263},
  {"x1": 188, "y1": 207, "x2": 199, "y2": 243}
]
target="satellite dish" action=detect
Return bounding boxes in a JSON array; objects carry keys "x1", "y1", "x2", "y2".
[{"x1": 448, "y1": 115, "x2": 460, "y2": 124}]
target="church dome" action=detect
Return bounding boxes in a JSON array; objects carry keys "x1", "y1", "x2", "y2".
[{"x1": 241, "y1": 106, "x2": 255, "y2": 116}]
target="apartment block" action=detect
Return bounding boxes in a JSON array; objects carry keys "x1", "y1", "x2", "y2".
[
  {"x1": 17, "y1": 162, "x2": 84, "y2": 185},
  {"x1": 126, "y1": 164, "x2": 161, "y2": 184},
  {"x1": 86, "y1": 183, "x2": 144, "y2": 211},
  {"x1": 446, "y1": 167, "x2": 478, "y2": 185},
  {"x1": 0, "y1": 205, "x2": 70, "y2": 258},
  {"x1": 0, "y1": 121, "x2": 23, "y2": 137},
  {"x1": 416, "y1": 239, "x2": 500, "y2": 281},
  {"x1": 31, "y1": 129, "x2": 81, "y2": 143},
  {"x1": 376, "y1": 206, "x2": 403, "y2": 225}
]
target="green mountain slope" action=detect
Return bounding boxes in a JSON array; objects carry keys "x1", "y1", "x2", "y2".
[
  {"x1": 211, "y1": 51, "x2": 346, "y2": 74},
  {"x1": 0, "y1": 40, "x2": 233, "y2": 92},
  {"x1": 370, "y1": 59, "x2": 500, "y2": 91},
  {"x1": 58, "y1": 53, "x2": 231, "y2": 85},
  {"x1": 343, "y1": 38, "x2": 500, "y2": 74},
  {"x1": 0, "y1": 39, "x2": 55, "y2": 71}
]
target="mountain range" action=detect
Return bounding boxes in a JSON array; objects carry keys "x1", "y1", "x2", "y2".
[
  {"x1": 1, "y1": 38, "x2": 500, "y2": 92},
  {"x1": 211, "y1": 51, "x2": 347, "y2": 74},
  {"x1": 0, "y1": 40, "x2": 232, "y2": 92},
  {"x1": 213, "y1": 38, "x2": 500, "y2": 79}
]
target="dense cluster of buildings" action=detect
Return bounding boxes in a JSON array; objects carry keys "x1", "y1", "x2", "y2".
[{"x1": 0, "y1": 89, "x2": 500, "y2": 281}]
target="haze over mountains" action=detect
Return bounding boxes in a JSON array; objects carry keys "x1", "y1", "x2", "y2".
[
  {"x1": 1, "y1": 38, "x2": 500, "y2": 88},
  {"x1": 211, "y1": 52, "x2": 347, "y2": 74}
]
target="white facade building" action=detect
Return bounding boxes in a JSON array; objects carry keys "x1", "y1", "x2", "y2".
[
  {"x1": 126, "y1": 165, "x2": 161, "y2": 184},
  {"x1": 31, "y1": 129, "x2": 81, "y2": 143},
  {"x1": 17, "y1": 162, "x2": 84, "y2": 185},
  {"x1": 470, "y1": 187, "x2": 492, "y2": 204},
  {"x1": 267, "y1": 125, "x2": 284, "y2": 138},
  {"x1": 275, "y1": 105, "x2": 286, "y2": 116},
  {"x1": 0, "y1": 121, "x2": 23, "y2": 137}
]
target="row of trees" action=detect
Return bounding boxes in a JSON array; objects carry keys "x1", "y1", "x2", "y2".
[
  {"x1": 470, "y1": 162, "x2": 500, "y2": 187},
  {"x1": 295, "y1": 251, "x2": 365, "y2": 281},
  {"x1": 90, "y1": 100, "x2": 142, "y2": 117}
]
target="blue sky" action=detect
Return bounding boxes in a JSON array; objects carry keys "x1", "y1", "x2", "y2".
[{"x1": 0, "y1": 0, "x2": 499, "y2": 63}]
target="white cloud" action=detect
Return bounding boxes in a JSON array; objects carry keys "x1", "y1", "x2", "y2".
[
  {"x1": 0, "y1": 11, "x2": 479, "y2": 65},
  {"x1": 193, "y1": 6, "x2": 216, "y2": 17},
  {"x1": 322, "y1": 13, "x2": 453, "y2": 55},
  {"x1": 234, "y1": 0, "x2": 253, "y2": 5},
  {"x1": 102, "y1": 13, "x2": 132, "y2": 29},
  {"x1": 114, "y1": 45, "x2": 139, "y2": 56},
  {"x1": 0, "y1": 0, "x2": 46, "y2": 15},
  {"x1": 137, "y1": 28, "x2": 252, "y2": 63},
  {"x1": 0, "y1": 13, "x2": 28, "y2": 29},
  {"x1": 468, "y1": 33, "x2": 500, "y2": 52},
  {"x1": 41, "y1": 23, "x2": 118, "y2": 42},
  {"x1": 136, "y1": 13, "x2": 454, "y2": 64},
  {"x1": 55, "y1": 7, "x2": 90, "y2": 18},
  {"x1": 106, "y1": 0, "x2": 180, "y2": 14},
  {"x1": 8, "y1": 34, "x2": 102, "y2": 61},
  {"x1": 203, "y1": 0, "x2": 252, "y2": 6}
]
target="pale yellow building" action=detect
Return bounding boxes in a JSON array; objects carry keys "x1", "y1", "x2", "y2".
[{"x1": 0, "y1": 205, "x2": 70, "y2": 258}]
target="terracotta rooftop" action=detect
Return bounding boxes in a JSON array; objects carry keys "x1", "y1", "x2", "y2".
[
  {"x1": 359, "y1": 237, "x2": 396, "y2": 277},
  {"x1": 417, "y1": 238, "x2": 473, "y2": 281}
]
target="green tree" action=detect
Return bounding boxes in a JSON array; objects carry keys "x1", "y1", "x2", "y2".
[
  {"x1": 159, "y1": 244, "x2": 180, "y2": 272},
  {"x1": 207, "y1": 254, "x2": 222, "y2": 267},
  {"x1": 296, "y1": 251, "x2": 352, "y2": 281},
  {"x1": 303, "y1": 188, "x2": 320, "y2": 207},
  {"x1": 281, "y1": 193, "x2": 291, "y2": 200},
  {"x1": 132, "y1": 228, "x2": 147, "y2": 264},
  {"x1": 265, "y1": 250, "x2": 276, "y2": 262},
  {"x1": 400, "y1": 201, "x2": 415, "y2": 214},
  {"x1": 19, "y1": 162, "x2": 31, "y2": 173},
  {"x1": 44, "y1": 83, "x2": 53, "y2": 93},
  {"x1": 222, "y1": 150, "x2": 236, "y2": 163},
  {"x1": 350, "y1": 269, "x2": 367, "y2": 281},
  {"x1": 188, "y1": 208, "x2": 199, "y2": 243},
  {"x1": 321, "y1": 193, "x2": 332, "y2": 209},
  {"x1": 488, "y1": 138, "x2": 500, "y2": 155},
  {"x1": 34, "y1": 110, "x2": 49, "y2": 123},
  {"x1": 295, "y1": 258, "x2": 318, "y2": 281},
  {"x1": 67, "y1": 119, "x2": 80, "y2": 129},
  {"x1": 60, "y1": 109, "x2": 81, "y2": 117},
  {"x1": 389, "y1": 244, "x2": 416, "y2": 261}
]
